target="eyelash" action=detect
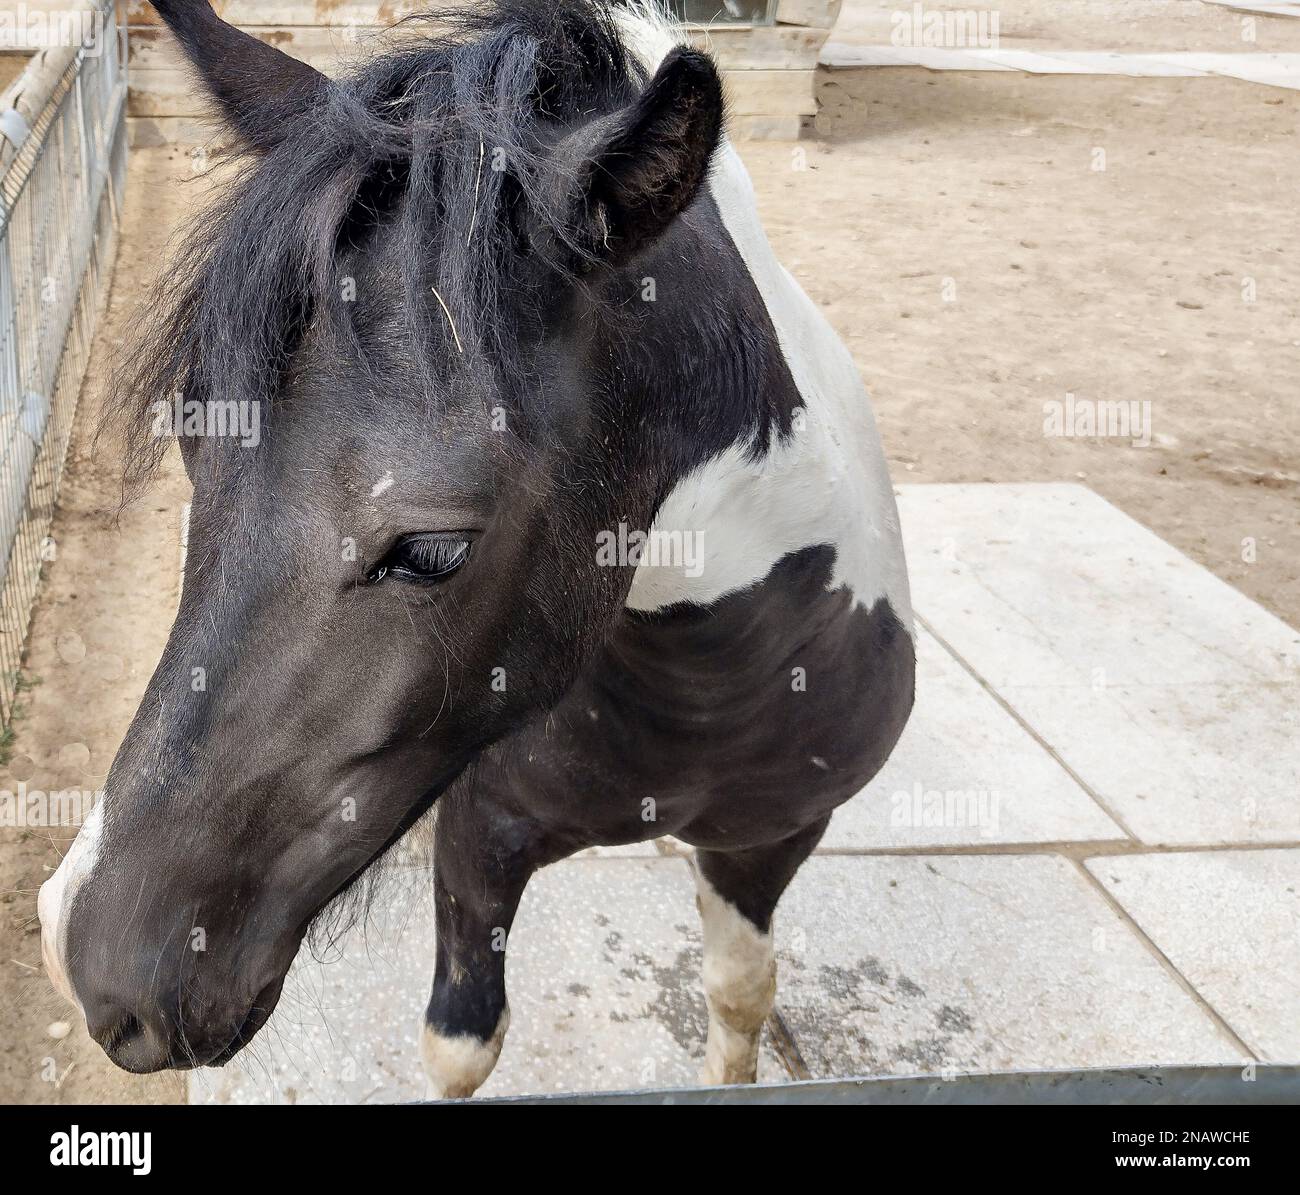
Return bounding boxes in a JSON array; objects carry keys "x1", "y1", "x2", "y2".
[{"x1": 369, "y1": 536, "x2": 473, "y2": 585}]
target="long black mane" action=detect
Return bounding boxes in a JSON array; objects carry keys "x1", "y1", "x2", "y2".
[{"x1": 112, "y1": 1, "x2": 650, "y2": 490}]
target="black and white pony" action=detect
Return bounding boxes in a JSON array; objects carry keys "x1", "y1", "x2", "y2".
[{"x1": 39, "y1": 0, "x2": 914, "y2": 1097}]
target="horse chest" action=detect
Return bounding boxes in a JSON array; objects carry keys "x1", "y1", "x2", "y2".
[{"x1": 483, "y1": 544, "x2": 915, "y2": 851}]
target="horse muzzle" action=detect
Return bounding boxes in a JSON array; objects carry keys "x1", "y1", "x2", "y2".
[{"x1": 80, "y1": 976, "x2": 286, "y2": 1073}]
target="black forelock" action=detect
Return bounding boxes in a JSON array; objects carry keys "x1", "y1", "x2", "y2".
[{"x1": 110, "y1": 1, "x2": 649, "y2": 493}]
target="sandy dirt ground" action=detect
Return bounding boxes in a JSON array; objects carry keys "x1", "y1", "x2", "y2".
[
  {"x1": 0, "y1": 55, "x2": 31, "y2": 91},
  {"x1": 0, "y1": 144, "x2": 201, "y2": 1106},
  {"x1": 0, "y1": 56, "x2": 1296, "y2": 1103},
  {"x1": 777, "y1": 67, "x2": 1299, "y2": 621}
]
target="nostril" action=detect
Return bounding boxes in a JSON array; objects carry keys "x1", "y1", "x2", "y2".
[
  {"x1": 103, "y1": 1013, "x2": 143, "y2": 1052},
  {"x1": 84, "y1": 1003, "x2": 137, "y2": 1049},
  {"x1": 84, "y1": 1004, "x2": 173, "y2": 1073}
]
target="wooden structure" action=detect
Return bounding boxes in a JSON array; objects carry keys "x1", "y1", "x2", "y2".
[{"x1": 120, "y1": 1, "x2": 842, "y2": 144}]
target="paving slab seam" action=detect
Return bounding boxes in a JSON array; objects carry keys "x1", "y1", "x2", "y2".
[
  {"x1": 913, "y1": 612, "x2": 1143, "y2": 842},
  {"x1": 926, "y1": 680, "x2": 1300, "y2": 693},
  {"x1": 812, "y1": 840, "x2": 1300, "y2": 858},
  {"x1": 1066, "y1": 857, "x2": 1260, "y2": 1062}
]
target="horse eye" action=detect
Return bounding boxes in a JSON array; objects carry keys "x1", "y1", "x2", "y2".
[{"x1": 370, "y1": 536, "x2": 472, "y2": 585}]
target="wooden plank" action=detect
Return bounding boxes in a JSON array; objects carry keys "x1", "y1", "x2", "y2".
[
  {"x1": 128, "y1": 113, "x2": 231, "y2": 149},
  {"x1": 133, "y1": 24, "x2": 825, "y2": 75},
  {"x1": 124, "y1": 1, "x2": 846, "y2": 33},
  {"x1": 128, "y1": 23, "x2": 434, "y2": 71},
  {"x1": 129, "y1": 69, "x2": 209, "y2": 117},
  {"x1": 130, "y1": 109, "x2": 813, "y2": 147},
  {"x1": 133, "y1": 23, "x2": 826, "y2": 74},
  {"x1": 121, "y1": 1, "x2": 455, "y2": 27},
  {"x1": 133, "y1": 68, "x2": 819, "y2": 121},
  {"x1": 730, "y1": 113, "x2": 809, "y2": 141},
  {"x1": 688, "y1": 24, "x2": 826, "y2": 70},
  {"x1": 721, "y1": 68, "x2": 817, "y2": 116},
  {"x1": 775, "y1": 0, "x2": 842, "y2": 29}
]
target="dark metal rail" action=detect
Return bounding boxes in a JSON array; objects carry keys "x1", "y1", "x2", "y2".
[{"x1": 433, "y1": 1064, "x2": 1300, "y2": 1105}]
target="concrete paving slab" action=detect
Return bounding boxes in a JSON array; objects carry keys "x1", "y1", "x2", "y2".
[
  {"x1": 1033, "y1": 51, "x2": 1211, "y2": 77},
  {"x1": 821, "y1": 42, "x2": 1014, "y2": 71},
  {"x1": 999, "y1": 683, "x2": 1299, "y2": 846},
  {"x1": 191, "y1": 858, "x2": 787, "y2": 1103},
  {"x1": 898, "y1": 484, "x2": 1299, "y2": 690},
  {"x1": 1203, "y1": 2, "x2": 1300, "y2": 16},
  {"x1": 819, "y1": 43, "x2": 1300, "y2": 87},
  {"x1": 897, "y1": 484, "x2": 1300, "y2": 846},
  {"x1": 478, "y1": 858, "x2": 788, "y2": 1097},
  {"x1": 821, "y1": 626, "x2": 1124, "y2": 850},
  {"x1": 189, "y1": 868, "x2": 437, "y2": 1105},
  {"x1": 820, "y1": 47, "x2": 1225, "y2": 78},
  {"x1": 772, "y1": 855, "x2": 1243, "y2": 1078},
  {"x1": 828, "y1": 0, "x2": 1300, "y2": 54},
  {"x1": 1152, "y1": 51, "x2": 1300, "y2": 88},
  {"x1": 960, "y1": 48, "x2": 1137, "y2": 75},
  {"x1": 1088, "y1": 850, "x2": 1300, "y2": 1061}
]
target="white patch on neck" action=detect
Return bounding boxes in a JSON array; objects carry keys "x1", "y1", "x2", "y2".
[{"x1": 615, "y1": 9, "x2": 912, "y2": 626}]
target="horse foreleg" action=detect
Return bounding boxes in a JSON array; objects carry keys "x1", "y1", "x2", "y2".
[
  {"x1": 691, "y1": 818, "x2": 829, "y2": 1086},
  {"x1": 421, "y1": 793, "x2": 551, "y2": 1100}
]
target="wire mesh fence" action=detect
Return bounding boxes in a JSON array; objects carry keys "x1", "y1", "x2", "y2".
[{"x1": 0, "y1": 0, "x2": 126, "y2": 728}]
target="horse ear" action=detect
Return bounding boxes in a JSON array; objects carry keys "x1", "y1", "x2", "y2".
[
  {"x1": 558, "y1": 48, "x2": 724, "y2": 268},
  {"x1": 150, "y1": 1, "x2": 327, "y2": 152}
]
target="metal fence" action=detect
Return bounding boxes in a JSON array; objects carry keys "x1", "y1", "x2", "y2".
[
  {"x1": 444, "y1": 1065, "x2": 1300, "y2": 1105},
  {"x1": 0, "y1": 0, "x2": 127, "y2": 727},
  {"x1": 674, "y1": 1, "x2": 776, "y2": 22}
]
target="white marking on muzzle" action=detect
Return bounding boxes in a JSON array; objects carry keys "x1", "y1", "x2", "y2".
[{"x1": 37, "y1": 797, "x2": 106, "y2": 1013}]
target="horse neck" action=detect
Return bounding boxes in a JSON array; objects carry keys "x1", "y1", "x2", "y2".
[{"x1": 620, "y1": 139, "x2": 914, "y2": 624}]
